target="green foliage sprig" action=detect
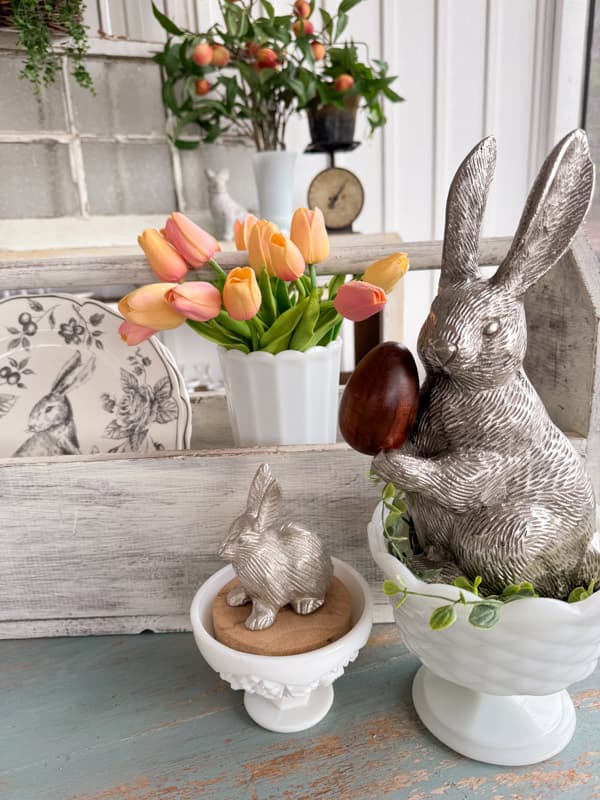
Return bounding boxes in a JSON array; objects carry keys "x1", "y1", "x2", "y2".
[
  {"x1": 379, "y1": 481, "x2": 598, "y2": 631},
  {"x1": 9, "y1": 0, "x2": 94, "y2": 94},
  {"x1": 152, "y1": 0, "x2": 402, "y2": 150}
]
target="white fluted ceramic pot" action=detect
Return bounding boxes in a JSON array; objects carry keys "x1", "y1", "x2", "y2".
[
  {"x1": 218, "y1": 339, "x2": 342, "y2": 447},
  {"x1": 368, "y1": 503, "x2": 600, "y2": 766},
  {"x1": 252, "y1": 150, "x2": 296, "y2": 232},
  {"x1": 190, "y1": 557, "x2": 373, "y2": 733}
]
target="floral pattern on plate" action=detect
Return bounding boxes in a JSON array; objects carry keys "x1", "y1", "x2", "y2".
[{"x1": 0, "y1": 294, "x2": 190, "y2": 458}]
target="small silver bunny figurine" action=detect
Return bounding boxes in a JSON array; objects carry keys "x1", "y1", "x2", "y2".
[
  {"x1": 205, "y1": 168, "x2": 248, "y2": 242},
  {"x1": 218, "y1": 464, "x2": 333, "y2": 630},
  {"x1": 374, "y1": 129, "x2": 599, "y2": 597}
]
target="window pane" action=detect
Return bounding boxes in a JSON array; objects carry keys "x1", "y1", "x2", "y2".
[
  {"x1": 70, "y1": 58, "x2": 166, "y2": 136},
  {"x1": 0, "y1": 54, "x2": 67, "y2": 132},
  {"x1": 83, "y1": 141, "x2": 176, "y2": 214},
  {"x1": 0, "y1": 143, "x2": 78, "y2": 218}
]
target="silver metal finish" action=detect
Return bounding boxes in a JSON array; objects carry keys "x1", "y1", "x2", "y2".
[
  {"x1": 218, "y1": 464, "x2": 334, "y2": 630},
  {"x1": 374, "y1": 129, "x2": 600, "y2": 597}
]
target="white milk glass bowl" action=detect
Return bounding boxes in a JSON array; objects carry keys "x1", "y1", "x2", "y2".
[
  {"x1": 190, "y1": 557, "x2": 373, "y2": 733},
  {"x1": 368, "y1": 503, "x2": 600, "y2": 766}
]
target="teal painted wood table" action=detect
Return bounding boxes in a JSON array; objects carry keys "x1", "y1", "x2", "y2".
[{"x1": 2, "y1": 626, "x2": 599, "y2": 800}]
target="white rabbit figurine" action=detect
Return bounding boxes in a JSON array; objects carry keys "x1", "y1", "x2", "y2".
[
  {"x1": 13, "y1": 350, "x2": 96, "y2": 457},
  {"x1": 218, "y1": 464, "x2": 334, "y2": 630},
  {"x1": 373, "y1": 129, "x2": 599, "y2": 598},
  {"x1": 205, "y1": 168, "x2": 248, "y2": 242}
]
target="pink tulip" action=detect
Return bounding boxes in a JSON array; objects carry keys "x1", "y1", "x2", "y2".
[
  {"x1": 333, "y1": 281, "x2": 387, "y2": 322},
  {"x1": 163, "y1": 212, "x2": 220, "y2": 268},
  {"x1": 166, "y1": 282, "x2": 222, "y2": 322},
  {"x1": 118, "y1": 320, "x2": 157, "y2": 345},
  {"x1": 137, "y1": 228, "x2": 188, "y2": 282}
]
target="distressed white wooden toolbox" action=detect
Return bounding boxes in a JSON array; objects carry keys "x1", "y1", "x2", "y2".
[{"x1": 0, "y1": 233, "x2": 598, "y2": 639}]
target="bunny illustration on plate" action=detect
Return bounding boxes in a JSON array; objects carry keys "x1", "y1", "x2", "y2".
[
  {"x1": 218, "y1": 463, "x2": 334, "y2": 630},
  {"x1": 373, "y1": 128, "x2": 599, "y2": 597},
  {"x1": 205, "y1": 168, "x2": 249, "y2": 242},
  {"x1": 13, "y1": 350, "x2": 96, "y2": 457}
]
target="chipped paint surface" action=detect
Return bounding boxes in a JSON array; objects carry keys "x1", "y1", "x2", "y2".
[{"x1": 1, "y1": 628, "x2": 599, "y2": 800}]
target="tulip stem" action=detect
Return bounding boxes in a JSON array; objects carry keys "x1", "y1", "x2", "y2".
[
  {"x1": 208, "y1": 258, "x2": 228, "y2": 279},
  {"x1": 248, "y1": 317, "x2": 261, "y2": 351},
  {"x1": 309, "y1": 263, "x2": 317, "y2": 291},
  {"x1": 295, "y1": 279, "x2": 306, "y2": 298}
]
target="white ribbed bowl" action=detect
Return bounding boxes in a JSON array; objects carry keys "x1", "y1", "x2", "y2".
[
  {"x1": 218, "y1": 339, "x2": 342, "y2": 447},
  {"x1": 368, "y1": 502, "x2": 600, "y2": 765},
  {"x1": 190, "y1": 557, "x2": 372, "y2": 733}
]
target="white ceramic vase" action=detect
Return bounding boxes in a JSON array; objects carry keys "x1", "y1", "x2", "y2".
[
  {"x1": 190, "y1": 557, "x2": 373, "y2": 733},
  {"x1": 252, "y1": 150, "x2": 296, "y2": 232},
  {"x1": 367, "y1": 503, "x2": 600, "y2": 766},
  {"x1": 218, "y1": 339, "x2": 342, "y2": 447}
]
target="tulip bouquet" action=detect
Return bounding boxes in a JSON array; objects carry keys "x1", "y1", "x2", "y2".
[{"x1": 118, "y1": 208, "x2": 408, "y2": 356}]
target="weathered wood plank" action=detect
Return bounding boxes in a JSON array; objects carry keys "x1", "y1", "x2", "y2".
[
  {"x1": 0, "y1": 237, "x2": 512, "y2": 290},
  {"x1": 1, "y1": 628, "x2": 598, "y2": 800},
  {"x1": 0, "y1": 445, "x2": 383, "y2": 638}
]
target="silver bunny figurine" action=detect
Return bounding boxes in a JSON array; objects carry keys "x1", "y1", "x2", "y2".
[
  {"x1": 218, "y1": 464, "x2": 334, "y2": 630},
  {"x1": 374, "y1": 129, "x2": 599, "y2": 597}
]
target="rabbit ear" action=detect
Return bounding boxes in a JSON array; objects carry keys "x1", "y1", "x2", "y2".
[
  {"x1": 52, "y1": 351, "x2": 96, "y2": 394},
  {"x1": 440, "y1": 136, "x2": 496, "y2": 288},
  {"x1": 219, "y1": 168, "x2": 229, "y2": 181},
  {"x1": 246, "y1": 463, "x2": 281, "y2": 531},
  {"x1": 492, "y1": 129, "x2": 594, "y2": 297},
  {"x1": 205, "y1": 169, "x2": 216, "y2": 180}
]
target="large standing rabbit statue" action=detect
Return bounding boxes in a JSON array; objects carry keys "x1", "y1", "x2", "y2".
[{"x1": 373, "y1": 129, "x2": 599, "y2": 598}]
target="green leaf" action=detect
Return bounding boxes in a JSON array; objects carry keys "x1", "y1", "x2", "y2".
[
  {"x1": 259, "y1": 299, "x2": 307, "y2": 353},
  {"x1": 174, "y1": 138, "x2": 201, "y2": 150},
  {"x1": 501, "y1": 581, "x2": 539, "y2": 599},
  {"x1": 289, "y1": 288, "x2": 321, "y2": 350},
  {"x1": 382, "y1": 579, "x2": 403, "y2": 596},
  {"x1": 339, "y1": 0, "x2": 364, "y2": 11},
  {"x1": 152, "y1": 3, "x2": 184, "y2": 35},
  {"x1": 452, "y1": 576, "x2": 475, "y2": 593},
  {"x1": 382, "y1": 482, "x2": 396, "y2": 502},
  {"x1": 468, "y1": 603, "x2": 500, "y2": 629},
  {"x1": 319, "y1": 8, "x2": 334, "y2": 38},
  {"x1": 429, "y1": 605, "x2": 457, "y2": 631},
  {"x1": 568, "y1": 580, "x2": 595, "y2": 603},
  {"x1": 334, "y1": 12, "x2": 349, "y2": 41},
  {"x1": 473, "y1": 575, "x2": 482, "y2": 594},
  {"x1": 261, "y1": 0, "x2": 275, "y2": 17}
]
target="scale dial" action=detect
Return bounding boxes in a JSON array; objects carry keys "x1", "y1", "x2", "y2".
[{"x1": 307, "y1": 167, "x2": 364, "y2": 230}]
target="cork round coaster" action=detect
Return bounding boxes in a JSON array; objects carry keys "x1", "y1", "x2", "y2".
[{"x1": 211, "y1": 577, "x2": 353, "y2": 656}]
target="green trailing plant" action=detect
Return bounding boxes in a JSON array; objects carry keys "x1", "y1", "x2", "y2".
[
  {"x1": 8, "y1": 0, "x2": 93, "y2": 94},
  {"x1": 151, "y1": 0, "x2": 402, "y2": 150},
  {"x1": 378, "y1": 480, "x2": 598, "y2": 631}
]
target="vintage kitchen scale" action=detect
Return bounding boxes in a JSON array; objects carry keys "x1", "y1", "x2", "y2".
[{"x1": 305, "y1": 141, "x2": 364, "y2": 233}]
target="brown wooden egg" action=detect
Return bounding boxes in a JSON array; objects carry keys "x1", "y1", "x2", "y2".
[{"x1": 339, "y1": 341, "x2": 420, "y2": 455}]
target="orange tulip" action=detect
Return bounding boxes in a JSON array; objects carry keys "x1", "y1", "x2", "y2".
[
  {"x1": 163, "y1": 212, "x2": 220, "y2": 268},
  {"x1": 333, "y1": 281, "x2": 386, "y2": 322},
  {"x1": 166, "y1": 282, "x2": 222, "y2": 322},
  {"x1": 247, "y1": 219, "x2": 279, "y2": 274},
  {"x1": 269, "y1": 233, "x2": 306, "y2": 281},
  {"x1": 362, "y1": 253, "x2": 409, "y2": 294},
  {"x1": 118, "y1": 283, "x2": 186, "y2": 330},
  {"x1": 290, "y1": 207, "x2": 329, "y2": 264},
  {"x1": 137, "y1": 228, "x2": 188, "y2": 282},
  {"x1": 233, "y1": 213, "x2": 259, "y2": 250},
  {"x1": 118, "y1": 320, "x2": 157, "y2": 346},
  {"x1": 223, "y1": 267, "x2": 262, "y2": 321}
]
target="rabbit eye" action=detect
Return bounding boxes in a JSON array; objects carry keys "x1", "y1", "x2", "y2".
[{"x1": 483, "y1": 320, "x2": 500, "y2": 336}]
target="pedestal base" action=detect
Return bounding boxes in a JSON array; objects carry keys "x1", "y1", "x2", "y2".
[
  {"x1": 244, "y1": 685, "x2": 334, "y2": 733},
  {"x1": 412, "y1": 665, "x2": 576, "y2": 766}
]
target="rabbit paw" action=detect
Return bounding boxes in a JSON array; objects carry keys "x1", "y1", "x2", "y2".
[
  {"x1": 226, "y1": 586, "x2": 250, "y2": 607},
  {"x1": 291, "y1": 597, "x2": 324, "y2": 615},
  {"x1": 245, "y1": 604, "x2": 276, "y2": 631}
]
